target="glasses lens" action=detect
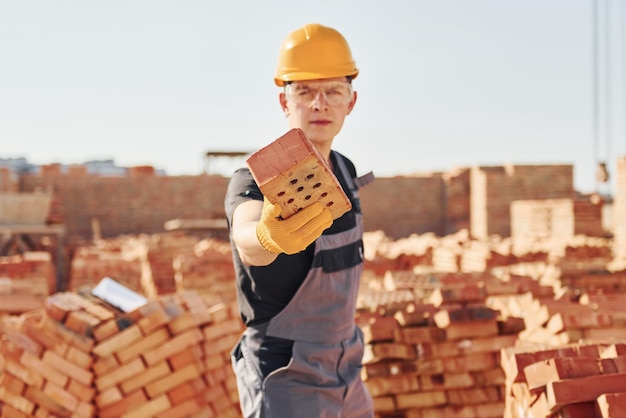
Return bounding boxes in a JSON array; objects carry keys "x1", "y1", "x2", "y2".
[{"x1": 287, "y1": 82, "x2": 352, "y2": 106}]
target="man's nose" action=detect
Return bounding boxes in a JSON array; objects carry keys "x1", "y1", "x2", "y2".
[{"x1": 311, "y1": 91, "x2": 328, "y2": 109}]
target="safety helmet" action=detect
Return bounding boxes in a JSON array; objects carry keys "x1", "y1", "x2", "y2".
[{"x1": 274, "y1": 23, "x2": 359, "y2": 87}]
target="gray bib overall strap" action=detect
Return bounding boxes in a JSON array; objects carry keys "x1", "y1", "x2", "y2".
[{"x1": 233, "y1": 154, "x2": 374, "y2": 418}]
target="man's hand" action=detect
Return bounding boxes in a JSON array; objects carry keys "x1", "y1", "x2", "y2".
[{"x1": 255, "y1": 198, "x2": 332, "y2": 254}]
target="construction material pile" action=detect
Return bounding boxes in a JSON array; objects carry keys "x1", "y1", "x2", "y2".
[
  {"x1": 2, "y1": 228, "x2": 626, "y2": 417},
  {"x1": 0, "y1": 282, "x2": 243, "y2": 418}
]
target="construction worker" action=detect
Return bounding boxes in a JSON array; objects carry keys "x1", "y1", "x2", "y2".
[{"x1": 225, "y1": 23, "x2": 374, "y2": 418}]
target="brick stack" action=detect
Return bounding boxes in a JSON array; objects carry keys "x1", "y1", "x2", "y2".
[
  {"x1": 501, "y1": 341, "x2": 626, "y2": 417},
  {"x1": 172, "y1": 238, "x2": 236, "y2": 304},
  {"x1": 69, "y1": 239, "x2": 145, "y2": 293},
  {"x1": 0, "y1": 252, "x2": 55, "y2": 316},
  {"x1": 360, "y1": 272, "x2": 526, "y2": 418},
  {"x1": 69, "y1": 233, "x2": 200, "y2": 298},
  {"x1": 0, "y1": 292, "x2": 105, "y2": 417},
  {"x1": 0, "y1": 287, "x2": 244, "y2": 417},
  {"x1": 143, "y1": 233, "x2": 199, "y2": 296}
]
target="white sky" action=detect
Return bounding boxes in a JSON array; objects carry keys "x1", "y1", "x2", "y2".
[{"x1": 1, "y1": 1, "x2": 625, "y2": 195}]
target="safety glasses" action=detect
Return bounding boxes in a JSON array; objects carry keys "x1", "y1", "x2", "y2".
[{"x1": 285, "y1": 81, "x2": 353, "y2": 106}]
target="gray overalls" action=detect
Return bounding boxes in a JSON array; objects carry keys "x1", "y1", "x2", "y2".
[{"x1": 231, "y1": 155, "x2": 374, "y2": 418}]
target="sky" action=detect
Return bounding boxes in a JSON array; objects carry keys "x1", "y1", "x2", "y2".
[{"x1": 1, "y1": 1, "x2": 625, "y2": 195}]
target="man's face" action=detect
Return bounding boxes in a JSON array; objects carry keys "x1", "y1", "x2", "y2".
[{"x1": 280, "y1": 77, "x2": 357, "y2": 148}]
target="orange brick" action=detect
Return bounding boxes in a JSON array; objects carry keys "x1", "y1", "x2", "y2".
[
  {"x1": 442, "y1": 319, "x2": 499, "y2": 340},
  {"x1": 524, "y1": 356, "x2": 604, "y2": 391},
  {"x1": 66, "y1": 379, "x2": 95, "y2": 404},
  {"x1": 3, "y1": 358, "x2": 44, "y2": 388},
  {"x1": 361, "y1": 316, "x2": 399, "y2": 343},
  {"x1": 421, "y1": 372, "x2": 472, "y2": 391},
  {"x1": 98, "y1": 389, "x2": 148, "y2": 418},
  {"x1": 115, "y1": 328, "x2": 170, "y2": 364},
  {"x1": 144, "y1": 363, "x2": 202, "y2": 398},
  {"x1": 92, "y1": 324, "x2": 143, "y2": 358},
  {"x1": 168, "y1": 344, "x2": 203, "y2": 371},
  {"x1": 443, "y1": 352, "x2": 498, "y2": 373},
  {"x1": 428, "y1": 285, "x2": 488, "y2": 307},
  {"x1": 546, "y1": 372, "x2": 626, "y2": 413},
  {"x1": 40, "y1": 315, "x2": 94, "y2": 353},
  {"x1": 447, "y1": 387, "x2": 500, "y2": 406},
  {"x1": 92, "y1": 354, "x2": 120, "y2": 375},
  {"x1": 94, "y1": 357, "x2": 145, "y2": 391},
  {"x1": 364, "y1": 342, "x2": 416, "y2": 363},
  {"x1": 142, "y1": 328, "x2": 203, "y2": 367},
  {"x1": 0, "y1": 370, "x2": 26, "y2": 395},
  {"x1": 120, "y1": 361, "x2": 172, "y2": 395},
  {"x1": 42, "y1": 349, "x2": 93, "y2": 386},
  {"x1": 433, "y1": 305, "x2": 497, "y2": 328},
  {"x1": 92, "y1": 318, "x2": 120, "y2": 342},
  {"x1": 64, "y1": 309, "x2": 101, "y2": 337},
  {"x1": 120, "y1": 394, "x2": 171, "y2": 418},
  {"x1": 167, "y1": 378, "x2": 207, "y2": 404},
  {"x1": 558, "y1": 401, "x2": 598, "y2": 418},
  {"x1": 0, "y1": 386, "x2": 35, "y2": 415},
  {"x1": 42, "y1": 380, "x2": 79, "y2": 414},
  {"x1": 382, "y1": 358, "x2": 444, "y2": 377},
  {"x1": 246, "y1": 128, "x2": 351, "y2": 220},
  {"x1": 0, "y1": 404, "x2": 30, "y2": 418},
  {"x1": 168, "y1": 310, "x2": 212, "y2": 335},
  {"x1": 20, "y1": 351, "x2": 68, "y2": 388},
  {"x1": 393, "y1": 326, "x2": 445, "y2": 344},
  {"x1": 596, "y1": 392, "x2": 626, "y2": 417},
  {"x1": 65, "y1": 345, "x2": 93, "y2": 370},
  {"x1": 154, "y1": 397, "x2": 202, "y2": 418},
  {"x1": 202, "y1": 318, "x2": 242, "y2": 341},
  {"x1": 21, "y1": 317, "x2": 67, "y2": 356},
  {"x1": 395, "y1": 390, "x2": 447, "y2": 409},
  {"x1": 24, "y1": 385, "x2": 72, "y2": 417},
  {"x1": 95, "y1": 385, "x2": 124, "y2": 408},
  {"x1": 137, "y1": 306, "x2": 172, "y2": 335},
  {"x1": 366, "y1": 375, "x2": 420, "y2": 397},
  {"x1": 74, "y1": 400, "x2": 97, "y2": 418}
]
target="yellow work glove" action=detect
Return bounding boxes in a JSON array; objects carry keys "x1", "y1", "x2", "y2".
[{"x1": 256, "y1": 198, "x2": 333, "y2": 255}]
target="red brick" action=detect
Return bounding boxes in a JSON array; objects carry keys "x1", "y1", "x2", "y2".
[{"x1": 246, "y1": 128, "x2": 351, "y2": 220}]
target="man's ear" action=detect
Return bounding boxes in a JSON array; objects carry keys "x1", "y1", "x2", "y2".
[
  {"x1": 346, "y1": 91, "x2": 357, "y2": 115},
  {"x1": 279, "y1": 92, "x2": 290, "y2": 116}
]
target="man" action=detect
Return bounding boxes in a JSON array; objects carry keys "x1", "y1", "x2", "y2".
[{"x1": 225, "y1": 23, "x2": 374, "y2": 418}]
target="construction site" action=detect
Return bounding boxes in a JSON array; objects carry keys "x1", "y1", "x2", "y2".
[{"x1": 0, "y1": 152, "x2": 625, "y2": 418}]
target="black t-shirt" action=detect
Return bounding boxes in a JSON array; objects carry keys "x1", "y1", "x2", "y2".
[{"x1": 224, "y1": 151, "x2": 359, "y2": 327}]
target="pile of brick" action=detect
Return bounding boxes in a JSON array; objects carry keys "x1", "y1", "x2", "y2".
[
  {"x1": 172, "y1": 238, "x2": 235, "y2": 304},
  {"x1": 0, "y1": 287, "x2": 243, "y2": 417},
  {"x1": 69, "y1": 237, "x2": 146, "y2": 295},
  {"x1": 4, "y1": 227, "x2": 626, "y2": 417},
  {"x1": 0, "y1": 252, "x2": 55, "y2": 316},
  {"x1": 501, "y1": 341, "x2": 626, "y2": 417},
  {"x1": 358, "y1": 271, "x2": 533, "y2": 418}
]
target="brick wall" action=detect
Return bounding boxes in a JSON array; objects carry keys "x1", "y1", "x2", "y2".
[
  {"x1": 615, "y1": 157, "x2": 626, "y2": 258},
  {"x1": 470, "y1": 165, "x2": 574, "y2": 239},
  {"x1": 359, "y1": 174, "x2": 446, "y2": 239},
  {"x1": 15, "y1": 163, "x2": 587, "y2": 242},
  {"x1": 443, "y1": 168, "x2": 471, "y2": 235},
  {"x1": 21, "y1": 172, "x2": 230, "y2": 238},
  {"x1": 0, "y1": 167, "x2": 17, "y2": 192}
]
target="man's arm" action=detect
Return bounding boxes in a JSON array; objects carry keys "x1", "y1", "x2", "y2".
[{"x1": 231, "y1": 199, "x2": 279, "y2": 266}]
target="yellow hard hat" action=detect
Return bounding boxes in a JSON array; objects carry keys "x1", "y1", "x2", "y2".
[{"x1": 274, "y1": 23, "x2": 359, "y2": 87}]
